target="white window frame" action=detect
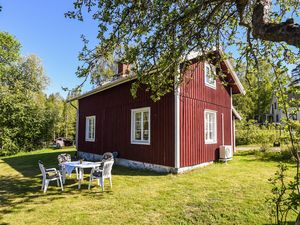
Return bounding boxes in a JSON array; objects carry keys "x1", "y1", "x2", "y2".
[
  {"x1": 131, "y1": 107, "x2": 151, "y2": 145},
  {"x1": 204, "y1": 109, "x2": 217, "y2": 144},
  {"x1": 85, "y1": 116, "x2": 96, "y2": 142},
  {"x1": 204, "y1": 62, "x2": 216, "y2": 89}
]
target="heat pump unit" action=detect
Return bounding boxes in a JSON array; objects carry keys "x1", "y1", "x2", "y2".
[{"x1": 219, "y1": 145, "x2": 233, "y2": 161}]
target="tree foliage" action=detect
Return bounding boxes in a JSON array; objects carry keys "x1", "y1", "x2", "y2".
[
  {"x1": 66, "y1": 0, "x2": 300, "y2": 100},
  {"x1": 0, "y1": 32, "x2": 20, "y2": 67},
  {"x1": 0, "y1": 32, "x2": 76, "y2": 156},
  {"x1": 0, "y1": 54, "x2": 48, "y2": 154},
  {"x1": 234, "y1": 60, "x2": 275, "y2": 121}
]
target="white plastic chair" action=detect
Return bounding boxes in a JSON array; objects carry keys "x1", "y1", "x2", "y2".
[
  {"x1": 38, "y1": 160, "x2": 64, "y2": 193},
  {"x1": 88, "y1": 160, "x2": 114, "y2": 191},
  {"x1": 57, "y1": 153, "x2": 78, "y2": 183}
]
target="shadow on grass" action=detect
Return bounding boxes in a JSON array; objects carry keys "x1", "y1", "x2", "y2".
[
  {"x1": 1, "y1": 151, "x2": 76, "y2": 177},
  {"x1": 1, "y1": 150, "x2": 165, "y2": 178},
  {"x1": 0, "y1": 173, "x2": 110, "y2": 220},
  {"x1": 0, "y1": 174, "x2": 66, "y2": 220},
  {"x1": 0, "y1": 149, "x2": 165, "y2": 219}
]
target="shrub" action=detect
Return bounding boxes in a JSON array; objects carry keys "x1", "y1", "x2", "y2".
[
  {"x1": 236, "y1": 120, "x2": 282, "y2": 145},
  {"x1": 255, "y1": 149, "x2": 295, "y2": 162}
]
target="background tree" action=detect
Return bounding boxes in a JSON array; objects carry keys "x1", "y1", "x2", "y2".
[
  {"x1": 0, "y1": 32, "x2": 77, "y2": 155},
  {"x1": 0, "y1": 54, "x2": 48, "y2": 155},
  {"x1": 0, "y1": 32, "x2": 20, "y2": 67},
  {"x1": 44, "y1": 93, "x2": 77, "y2": 141},
  {"x1": 234, "y1": 60, "x2": 275, "y2": 121}
]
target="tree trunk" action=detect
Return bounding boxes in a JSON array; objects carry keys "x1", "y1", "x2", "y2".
[{"x1": 251, "y1": 0, "x2": 300, "y2": 47}]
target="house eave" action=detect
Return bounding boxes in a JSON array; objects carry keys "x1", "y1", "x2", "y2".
[
  {"x1": 223, "y1": 59, "x2": 246, "y2": 95},
  {"x1": 68, "y1": 75, "x2": 137, "y2": 102}
]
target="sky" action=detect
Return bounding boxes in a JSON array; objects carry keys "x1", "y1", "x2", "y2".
[{"x1": 0, "y1": 0, "x2": 98, "y2": 98}]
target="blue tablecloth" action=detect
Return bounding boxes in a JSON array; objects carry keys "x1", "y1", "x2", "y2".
[
  {"x1": 64, "y1": 161, "x2": 80, "y2": 175},
  {"x1": 63, "y1": 161, "x2": 101, "y2": 175}
]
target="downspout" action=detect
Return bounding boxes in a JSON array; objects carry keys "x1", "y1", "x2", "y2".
[
  {"x1": 233, "y1": 119, "x2": 236, "y2": 150},
  {"x1": 221, "y1": 113, "x2": 224, "y2": 146},
  {"x1": 230, "y1": 87, "x2": 233, "y2": 149}
]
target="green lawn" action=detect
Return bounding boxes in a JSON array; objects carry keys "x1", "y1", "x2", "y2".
[{"x1": 0, "y1": 148, "x2": 297, "y2": 224}]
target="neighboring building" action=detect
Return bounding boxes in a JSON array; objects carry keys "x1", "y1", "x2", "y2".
[
  {"x1": 268, "y1": 65, "x2": 300, "y2": 123},
  {"x1": 70, "y1": 51, "x2": 245, "y2": 173},
  {"x1": 269, "y1": 93, "x2": 300, "y2": 123}
]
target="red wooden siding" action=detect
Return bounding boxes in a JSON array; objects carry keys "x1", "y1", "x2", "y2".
[
  {"x1": 180, "y1": 61, "x2": 232, "y2": 167},
  {"x1": 78, "y1": 81, "x2": 175, "y2": 167}
]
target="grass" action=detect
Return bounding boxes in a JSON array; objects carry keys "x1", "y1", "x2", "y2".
[{"x1": 0, "y1": 148, "x2": 298, "y2": 225}]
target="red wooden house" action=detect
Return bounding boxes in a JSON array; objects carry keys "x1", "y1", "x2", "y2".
[{"x1": 70, "y1": 51, "x2": 245, "y2": 173}]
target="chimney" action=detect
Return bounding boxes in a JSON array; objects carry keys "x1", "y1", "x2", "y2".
[{"x1": 118, "y1": 62, "x2": 130, "y2": 76}]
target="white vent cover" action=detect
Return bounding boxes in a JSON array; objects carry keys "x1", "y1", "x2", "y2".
[{"x1": 219, "y1": 145, "x2": 233, "y2": 161}]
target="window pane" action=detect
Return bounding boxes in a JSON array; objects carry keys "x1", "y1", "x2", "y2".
[
  {"x1": 135, "y1": 112, "x2": 142, "y2": 131},
  {"x1": 205, "y1": 64, "x2": 215, "y2": 86},
  {"x1": 135, "y1": 130, "x2": 141, "y2": 140},
  {"x1": 135, "y1": 121, "x2": 141, "y2": 130},
  {"x1": 206, "y1": 65, "x2": 210, "y2": 77},
  {"x1": 135, "y1": 112, "x2": 141, "y2": 122},
  {"x1": 134, "y1": 112, "x2": 142, "y2": 140},
  {"x1": 205, "y1": 111, "x2": 216, "y2": 142},
  {"x1": 86, "y1": 117, "x2": 95, "y2": 141},
  {"x1": 143, "y1": 112, "x2": 149, "y2": 131},
  {"x1": 143, "y1": 130, "x2": 149, "y2": 140}
]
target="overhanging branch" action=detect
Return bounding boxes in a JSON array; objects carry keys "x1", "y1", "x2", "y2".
[{"x1": 252, "y1": 0, "x2": 300, "y2": 47}]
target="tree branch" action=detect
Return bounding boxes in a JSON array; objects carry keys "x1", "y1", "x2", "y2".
[{"x1": 252, "y1": 0, "x2": 300, "y2": 47}]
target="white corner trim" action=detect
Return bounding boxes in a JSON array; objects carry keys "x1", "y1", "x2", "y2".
[
  {"x1": 174, "y1": 68, "x2": 180, "y2": 169},
  {"x1": 175, "y1": 89, "x2": 180, "y2": 168},
  {"x1": 230, "y1": 87, "x2": 233, "y2": 147},
  {"x1": 76, "y1": 105, "x2": 79, "y2": 149}
]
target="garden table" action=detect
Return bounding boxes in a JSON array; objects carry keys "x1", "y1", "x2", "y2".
[{"x1": 63, "y1": 161, "x2": 101, "y2": 189}]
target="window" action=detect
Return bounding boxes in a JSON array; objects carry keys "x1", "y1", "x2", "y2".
[
  {"x1": 204, "y1": 110, "x2": 217, "y2": 144},
  {"x1": 204, "y1": 62, "x2": 216, "y2": 88},
  {"x1": 288, "y1": 113, "x2": 297, "y2": 120},
  {"x1": 294, "y1": 114, "x2": 298, "y2": 120},
  {"x1": 131, "y1": 107, "x2": 150, "y2": 145},
  {"x1": 85, "y1": 116, "x2": 96, "y2": 142}
]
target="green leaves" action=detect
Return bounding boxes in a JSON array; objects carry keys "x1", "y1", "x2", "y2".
[
  {"x1": 0, "y1": 32, "x2": 77, "y2": 156},
  {"x1": 65, "y1": 1, "x2": 300, "y2": 100}
]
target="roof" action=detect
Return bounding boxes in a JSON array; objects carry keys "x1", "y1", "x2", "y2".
[
  {"x1": 232, "y1": 107, "x2": 242, "y2": 120},
  {"x1": 222, "y1": 59, "x2": 246, "y2": 95},
  {"x1": 68, "y1": 75, "x2": 136, "y2": 101},
  {"x1": 69, "y1": 50, "x2": 245, "y2": 101}
]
